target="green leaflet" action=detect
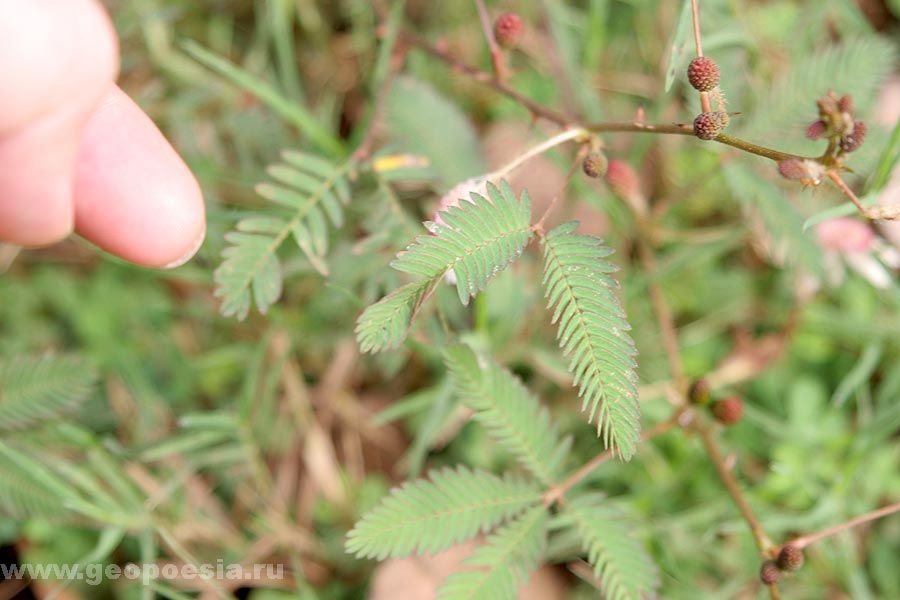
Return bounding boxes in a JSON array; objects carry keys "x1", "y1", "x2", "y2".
[
  {"x1": 0, "y1": 355, "x2": 96, "y2": 432},
  {"x1": 345, "y1": 466, "x2": 541, "y2": 560},
  {"x1": 214, "y1": 151, "x2": 352, "y2": 320},
  {"x1": 557, "y1": 494, "x2": 659, "y2": 600},
  {"x1": 445, "y1": 344, "x2": 571, "y2": 487},
  {"x1": 436, "y1": 505, "x2": 547, "y2": 600},
  {"x1": 541, "y1": 222, "x2": 641, "y2": 460},
  {"x1": 356, "y1": 180, "x2": 532, "y2": 352}
]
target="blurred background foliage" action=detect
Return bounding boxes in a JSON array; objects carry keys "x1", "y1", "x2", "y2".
[{"x1": 1, "y1": 0, "x2": 900, "y2": 598}]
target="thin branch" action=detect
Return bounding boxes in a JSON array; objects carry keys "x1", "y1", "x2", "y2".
[
  {"x1": 543, "y1": 414, "x2": 681, "y2": 506},
  {"x1": 636, "y1": 239, "x2": 687, "y2": 392},
  {"x1": 690, "y1": 0, "x2": 704, "y2": 58},
  {"x1": 695, "y1": 424, "x2": 772, "y2": 553},
  {"x1": 786, "y1": 500, "x2": 900, "y2": 550},
  {"x1": 401, "y1": 31, "x2": 572, "y2": 126},
  {"x1": 689, "y1": 0, "x2": 712, "y2": 113},
  {"x1": 535, "y1": 143, "x2": 588, "y2": 232},
  {"x1": 473, "y1": 0, "x2": 507, "y2": 80},
  {"x1": 403, "y1": 31, "x2": 813, "y2": 164}
]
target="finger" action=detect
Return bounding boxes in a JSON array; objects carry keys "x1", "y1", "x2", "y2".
[
  {"x1": 0, "y1": 0, "x2": 118, "y2": 246},
  {"x1": 72, "y1": 86, "x2": 206, "y2": 268}
]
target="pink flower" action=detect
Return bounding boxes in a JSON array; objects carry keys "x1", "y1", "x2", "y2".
[{"x1": 815, "y1": 217, "x2": 899, "y2": 289}]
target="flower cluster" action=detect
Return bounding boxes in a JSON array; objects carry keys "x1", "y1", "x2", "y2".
[{"x1": 806, "y1": 91, "x2": 867, "y2": 154}]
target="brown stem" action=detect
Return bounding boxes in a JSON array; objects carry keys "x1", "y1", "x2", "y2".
[
  {"x1": 543, "y1": 414, "x2": 680, "y2": 506},
  {"x1": 637, "y1": 239, "x2": 687, "y2": 392},
  {"x1": 401, "y1": 31, "x2": 572, "y2": 126},
  {"x1": 713, "y1": 134, "x2": 803, "y2": 162},
  {"x1": 473, "y1": 0, "x2": 507, "y2": 80},
  {"x1": 827, "y1": 170, "x2": 868, "y2": 215},
  {"x1": 695, "y1": 424, "x2": 772, "y2": 553},
  {"x1": 585, "y1": 123, "x2": 808, "y2": 162},
  {"x1": 404, "y1": 32, "x2": 813, "y2": 165},
  {"x1": 690, "y1": 0, "x2": 704, "y2": 58},
  {"x1": 786, "y1": 500, "x2": 900, "y2": 550},
  {"x1": 535, "y1": 144, "x2": 588, "y2": 232}
]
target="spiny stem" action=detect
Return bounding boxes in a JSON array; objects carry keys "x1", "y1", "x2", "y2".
[
  {"x1": 695, "y1": 424, "x2": 773, "y2": 553},
  {"x1": 786, "y1": 500, "x2": 900, "y2": 550}
]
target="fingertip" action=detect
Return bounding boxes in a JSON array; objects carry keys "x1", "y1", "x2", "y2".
[{"x1": 73, "y1": 86, "x2": 206, "y2": 268}]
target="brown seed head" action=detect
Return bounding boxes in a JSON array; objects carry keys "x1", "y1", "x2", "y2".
[
  {"x1": 777, "y1": 545, "x2": 804, "y2": 571},
  {"x1": 760, "y1": 560, "x2": 781, "y2": 585},
  {"x1": 693, "y1": 111, "x2": 729, "y2": 140},
  {"x1": 582, "y1": 151, "x2": 609, "y2": 178},
  {"x1": 711, "y1": 396, "x2": 743, "y2": 425},
  {"x1": 493, "y1": 13, "x2": 523, "y2": 49},
  {"x1": 687, "y1": 57, "x2": 720, "y2": 92},
  {"x1": 688, "y1": 379, "x2": 712, "y2": 406}
]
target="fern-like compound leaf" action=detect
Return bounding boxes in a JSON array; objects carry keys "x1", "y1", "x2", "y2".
[
  {"x1": 557, "y1": 494, "x2": 659, "y2": 600},
  {"x1": 436, "y1": 505, "x2": 547, "y2": 600},
  {"x1": 355, "y1": 279, "x2": 436, "y2": 353},
  {"x1": 214, "y1": 151, "x2": 351, "y2": 319},
  {"x1": 541, "y1": 222, "x2": 640, "y2": 460},
  {"x1": 345, "y1": 466, "x2": 541, "y2": 560},
  {"x1": 391, "y1": 180, "x2": 533, "y2": 305},
  {"x1": 444, "y1": 344, "x2": 571, "y2": 487},
  {"x1": 0, "y1": 356, "x2": 96, "y2": 432}
]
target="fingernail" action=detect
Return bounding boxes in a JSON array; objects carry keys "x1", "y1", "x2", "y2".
[{"x1": 162, "y1": 223, "x2": 205, "y2": 269}]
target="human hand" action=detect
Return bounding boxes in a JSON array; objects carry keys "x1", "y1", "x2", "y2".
[{"x1": 0, "y1": 0, "x2": 205, "y2": 268}]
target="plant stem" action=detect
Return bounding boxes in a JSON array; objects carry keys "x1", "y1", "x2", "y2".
[
  {"x1": 543, "y1": 414, "x2": 680, "y2": 506},
  {"x1": 827, "y1": 170, "x2": 868, "y2": 214},
  {"x1": 690, "y1": 0, "x2": 704, "y2": 58},
  {"x1": 636, "y1": 239, "x2": 686, "y2": 392},
  {"x1": 489, "y1": 128, "x2": 589, "y2": 180},
  {"x1": 535, "y1": 143, "x2": 588, "y2": 232},
  {"x1": 689, "y1": 0, "x2": 712, "y2": 113},
  {"x1": 401, "y1": 31, "x2": 572, "y2": 125},
  {"x1": 473, "y1": 0, "x2": 506, "y2": 80},
  {"x1": 404, "y1": 31, "x2": 812, "y2": 164},
  {"x1": 786, "y1": 500, "x2": 900, "y2": 549},
  {"x1": 695, "y1": 424, "x2": 772, "y2": 553}
]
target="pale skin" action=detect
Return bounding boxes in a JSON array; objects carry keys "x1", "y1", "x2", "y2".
[{"x1": 0, "y1": 0, "x2": 205, "y2": 268}]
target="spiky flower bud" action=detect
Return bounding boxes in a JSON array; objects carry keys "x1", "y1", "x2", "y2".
[
  {"x1": 840, "y1": 121, "x2": 867, "y2": 153},
  {"x1": 693, "y1": 111, "x2": 729, "y2": 140},
  {"x1": 806, "y1": 120, "x2": 827, "y2": 140},
  {"x1": 688, "y1": 379, "x2": 712, "y2": 406},
  {"x1": 776, "y1": 545, "x2": 804, "y2": 571},
  {"x1": 777, "y1": 158, "x2": 825, "y2": 186},
  {"x1": 687, "y1": 57, "x2": 720, "y2": 92},
  {"x1": 760, "y1": 560, "x2": 781, "y2": 585},
  {"x1": 493, "y1": 13, "x2": 523, "y2": 49},
  {"x1": 711, "y1": 396, "x2": 743, "y2": 425},
  {"x1": 582, "y1": 151, "x2": 608, "y2": 178},
  {"x1": 838, "y1": 94, "x2": 854, "y2": 115}
]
